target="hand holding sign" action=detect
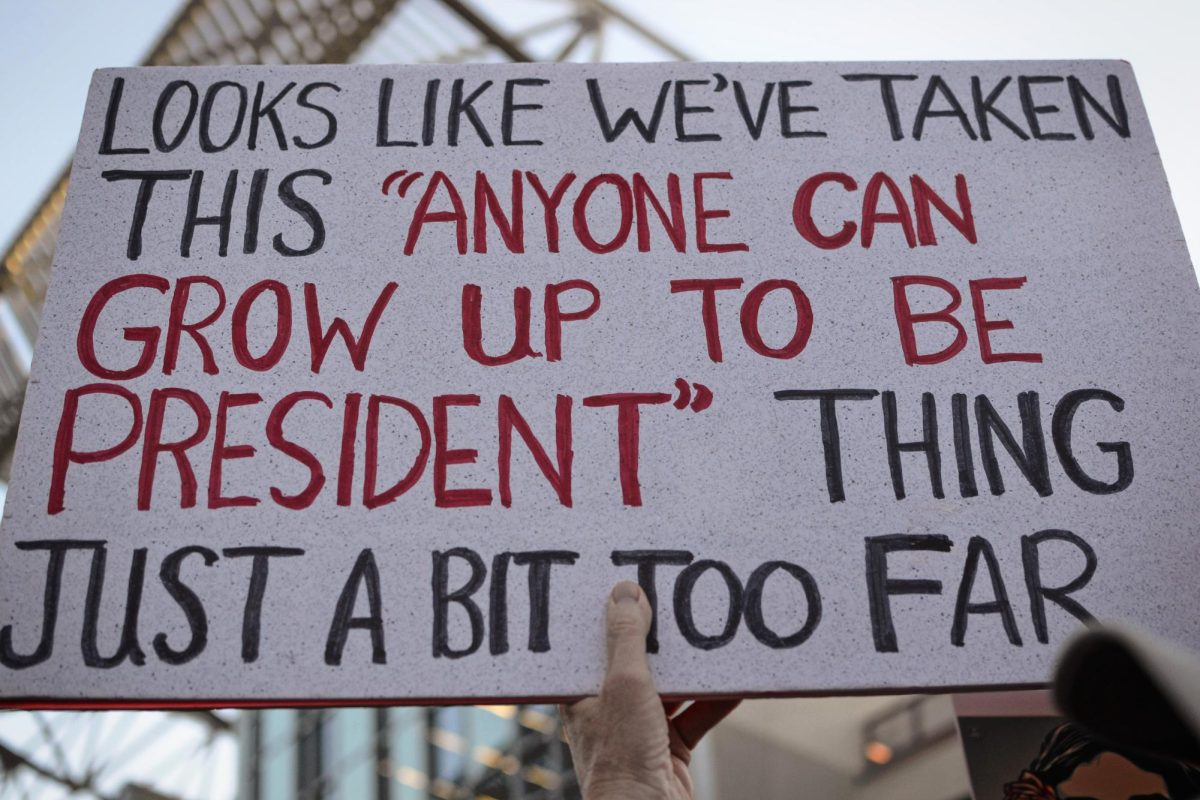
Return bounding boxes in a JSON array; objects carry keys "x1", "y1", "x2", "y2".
[{"x1": 561, "y1": 582, "x2": 739, "y2": 800}]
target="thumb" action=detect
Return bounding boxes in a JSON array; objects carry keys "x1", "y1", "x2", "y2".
[{"x1": 603, "y1": 581, "x2": 656, "y2": 697}]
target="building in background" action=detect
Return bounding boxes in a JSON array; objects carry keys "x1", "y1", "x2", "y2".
[
  {"x1": 245, "y1": 705, "x2": 577, "y2": 800},
  {"x1": 0, "y1": 2, "x2": 972, "y2": 798},
  {"x1": 239, "y1": 696, "x2": 970, "y2": 800}
]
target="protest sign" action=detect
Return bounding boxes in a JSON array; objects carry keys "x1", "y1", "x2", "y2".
[{"x1": 1, "y1": 61, "x2": 1196, "y2": 705}]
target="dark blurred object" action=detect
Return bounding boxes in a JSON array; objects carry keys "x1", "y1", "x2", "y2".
[{"x1": 1054, "y1": 624, "x2": 1200, "y2": 764}]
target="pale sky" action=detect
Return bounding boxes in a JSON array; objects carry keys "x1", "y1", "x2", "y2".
[{"x1": 0, "y1": 0, "x2": 1197, "y2": 262}]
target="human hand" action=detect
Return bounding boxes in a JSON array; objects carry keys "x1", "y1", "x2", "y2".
[{"x1": 560, "y1": 581, "x2": 740, "y2": 800}]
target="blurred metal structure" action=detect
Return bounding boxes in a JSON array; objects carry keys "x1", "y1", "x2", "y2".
[
  {"x1": 0, "y1": 709, "x2": 238, "y2": 799},
  {"x1": 0, "y1": 1, "x2": 684, "y2": 798},
  {"x1": 0, "y1": 0, "x2": 687, "y2": 473}
]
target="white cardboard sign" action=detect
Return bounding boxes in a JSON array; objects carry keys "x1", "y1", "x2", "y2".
[{"x1": 2, "y1": 61, "x2": 1197, "y2": 705}]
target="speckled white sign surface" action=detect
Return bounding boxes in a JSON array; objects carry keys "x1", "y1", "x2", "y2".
[{"x1": 1, "y1": 62, "x2": 1196, "y2": 706}]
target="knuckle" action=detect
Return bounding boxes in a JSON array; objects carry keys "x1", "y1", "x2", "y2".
[
  {"x1": 606, "y1": 613, "x2": 646, "y2": 642},
  {"x1": 603, "y1": 667, "x2": 649, "y2": 696}
]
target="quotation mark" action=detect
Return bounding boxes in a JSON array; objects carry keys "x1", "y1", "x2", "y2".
[
  {"x1": 673, "y1": 378, "x2": 713, "y2": 412},
  {"x1": 381, "y1": 169, "x2": 424, "y2": 197}
]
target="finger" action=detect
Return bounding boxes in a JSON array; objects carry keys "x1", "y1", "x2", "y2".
[
  {"x1": 557, "y1": 703, "x2": 570, "y2": 735},
  {"x1": 558, "y1": 696, "x2": 597, "y2": 726},
  {"x1": 557, "y1": 702, "x2": 576, "y2": 723},
  {"x1": 671, "y1": 699, "x2": 741, "y2": 749},
  {"x1": 557, "y1": 703, "x2": 576, "y2": 741},
  {"x1": 602, "y1": 581, "x2": 655, "y2": 698}
]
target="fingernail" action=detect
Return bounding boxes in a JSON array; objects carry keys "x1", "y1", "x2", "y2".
[{"x1": 611, "y1": 581, "x2": 639, "y2": 604}]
